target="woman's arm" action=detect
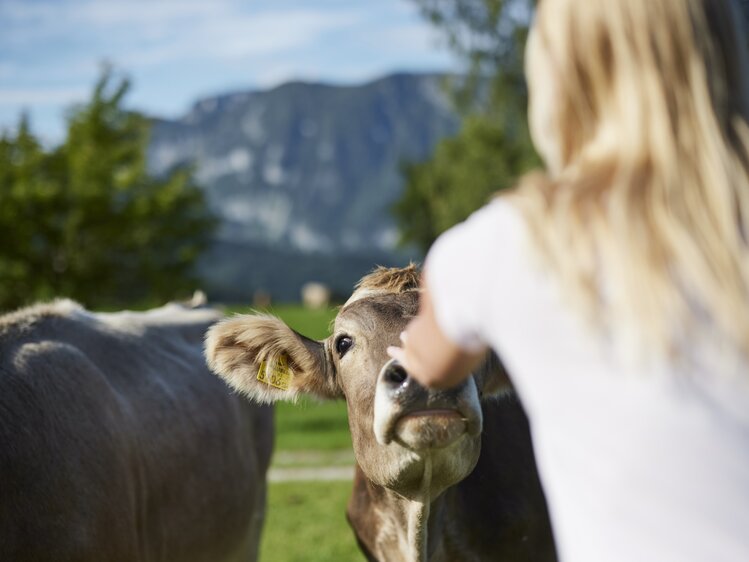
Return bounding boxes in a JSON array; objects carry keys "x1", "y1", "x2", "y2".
[{"x1": 387, "y1": 274, "x2": 487, "y2": 390}]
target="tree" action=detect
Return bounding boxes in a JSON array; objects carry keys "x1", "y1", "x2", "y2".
[
  {"x1": 0, "y1": 113, "x2": 62, "y2": 303},
  {"x1": 396, "y1": 116, "x2": 536, "y2": 251},
  {"x1": 395, "y1": 0, "x2": 538, "y2": 253},
  {"x1": 413, "y1": 0, "x2": 533, "y2": 112},
  {"x1": 0, "y1": 70, "x2": 215, "y2": 311}
]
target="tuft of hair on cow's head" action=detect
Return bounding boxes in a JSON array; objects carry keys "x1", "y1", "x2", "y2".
[
  {"x1": 355, "y1": 263, "x2": 420, "y2": 294},
  {"x1": 344, "y1": 263, "x2": 421, "y2": 308},
  {"x1": 204, "y1": 313, "x2": 341, "y2": 403}
]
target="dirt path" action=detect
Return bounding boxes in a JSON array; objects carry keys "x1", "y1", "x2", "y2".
[
  {"x1": 268, "y1": 465, "x2": 355, "y2": 482},
  {"x1": 268, "y1": 449, "x2": 355, "y2": 482}
]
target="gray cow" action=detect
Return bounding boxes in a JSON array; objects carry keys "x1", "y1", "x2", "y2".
[
  {"x1": 207, "y1": 265, "x2": 556, "y2": 562},
  {"x1": 0, "y1": 300, "x2": 272, "y2": 562}
]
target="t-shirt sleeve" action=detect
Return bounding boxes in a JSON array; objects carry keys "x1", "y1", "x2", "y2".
[{"x1": 425, "y1": 199, "x2": 516, "y2": 353}]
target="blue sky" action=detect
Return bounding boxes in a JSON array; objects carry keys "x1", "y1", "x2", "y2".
[{"x1": 0, "y1": 0, "x2": 457, "y2": 143}]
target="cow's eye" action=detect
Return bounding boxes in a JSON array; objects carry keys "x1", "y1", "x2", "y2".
[{"x1": 335, "y1": 335, "x2": 353, "y2": 357}]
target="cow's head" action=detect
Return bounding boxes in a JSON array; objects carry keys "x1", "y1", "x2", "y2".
[{"x1": 205, "y1": 265, "x2": 509, "y2": 500}]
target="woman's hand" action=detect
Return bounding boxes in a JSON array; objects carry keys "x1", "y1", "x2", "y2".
[{"x1": 386, "y1": 276, "x2": 486, "y2": 390}]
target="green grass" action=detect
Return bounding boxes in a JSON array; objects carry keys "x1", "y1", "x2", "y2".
[
  {"x1": 260, "y1": 481, "x2": 364, "y2": 562},
  {"x1": 275, "y1": 397, "x2": 352, "y2": 451},
  {"x1": 271, "y1": 449, "x2": 355, "y2": 468},
  {"x1": 224, "y1": 303, "x2": 339, "y2": 340}
]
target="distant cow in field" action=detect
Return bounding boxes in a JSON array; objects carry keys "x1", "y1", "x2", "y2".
[
  {"x1": 0, "y1": 300, "x2": 273, "y2": 562},
  {"x1": 207, "y1": 265, "x2": 556, "y2": 562},
  {"x1": 301, "y1": 282, "x2": 331, "y2": 310}
]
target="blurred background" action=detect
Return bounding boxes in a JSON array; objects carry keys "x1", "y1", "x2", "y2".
[
  {"x1": 1, "y1": 5, "x2": 540, "y2": 557},
  {"x1": 6, "y1": 1, "x2": 749, "y2": 560},
  {"x1": 0, "y1": 0, "x2": 539, "y2": 311}
]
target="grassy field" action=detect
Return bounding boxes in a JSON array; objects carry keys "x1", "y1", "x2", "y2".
[
  {"x1": 224, "y1": 303, "x2": 338, "y2": 340},
  {"x1": 260, "y1": 481, "x2": 363, "y2": 562},
  {"x1": 275, "y1": 398, "x2": 352, "y2": 450},
  {"x1": 227, "y1": 303, "x2": 360, "y2": 561}
]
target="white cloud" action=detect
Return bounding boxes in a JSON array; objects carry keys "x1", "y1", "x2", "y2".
[
  {"x1": 364, "y1": 21, "x2": 446, "y2": 54},
  {"x1": 0, "y1": 87, "x2": 87, "y2": 106},
  {"x1": 117, "y1": 9, "x2": 361, "y2": 67},
  {"x1": 250, "y1": 62, "x2": 323, "y2": 89},
  {"x1": 76, "y1": 0, "x2": 221, "y2": 27},
  {"x1": 0, "y1": 0, "x2": 229, "y2": 31},
  {"x1": 0, "y1": 0, "x2": 455, "y2": 138},
  {"x1": 1, "y1": 0, "x2": 361, "y2": 65}
]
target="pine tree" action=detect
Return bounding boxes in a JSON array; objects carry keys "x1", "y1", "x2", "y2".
[
  {"x1": 0, "y1": 70, "x2": 215, "y2": 311},
  {"x1": 0, "y1": 113, "x2": 60, "y2": 303}
]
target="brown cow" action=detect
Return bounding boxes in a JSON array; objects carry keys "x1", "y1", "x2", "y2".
[
  {"x1": 0, "y1": 300, "x2": 273, "y2": 562},
  {"x1": 207, "y1": 265, "x2": 556, "y2": 561}
]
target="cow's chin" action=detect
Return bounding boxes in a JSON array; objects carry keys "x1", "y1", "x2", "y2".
[
  {"x1": 370, "y1": 409, "x2": 483, "y2": 500},
  {"x1": 393, "y1": 409, "x2": 467, "y2": 451},
  {"x1": 374, "y1": 429, "x2": 482, "y2": 501}
]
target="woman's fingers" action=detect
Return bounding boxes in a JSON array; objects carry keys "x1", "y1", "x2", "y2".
[{"x1": 386, "y1": 345, "x2": 407, "y2": 366}]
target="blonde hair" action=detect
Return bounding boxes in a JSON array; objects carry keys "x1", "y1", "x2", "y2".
[{"x1": 513, "y1": 0, "x2": 749, "y2": 362}]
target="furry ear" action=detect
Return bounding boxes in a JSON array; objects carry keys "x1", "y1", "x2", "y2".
[
  {"x1": 205, "y1": 314, "x2": 341, "y2": 403},
  {"x1": 474, "y1": 351, "x2": 512, "y2": 399}
]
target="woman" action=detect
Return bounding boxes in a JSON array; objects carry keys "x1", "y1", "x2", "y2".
[{"x1": 388, "y1": 0, "x2": 749, "y2": 560}]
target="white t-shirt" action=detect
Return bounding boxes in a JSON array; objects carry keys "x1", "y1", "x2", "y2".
[{"x1": 426, "y1": 198, "x2": 749, "y2": 562}]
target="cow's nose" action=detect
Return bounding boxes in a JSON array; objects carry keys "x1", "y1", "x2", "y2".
[
  {"x1": 383, "y1": 361, "x2": 409, "y2": 388},
  {"x1": 377, "y1": 358, "x2": 427, "y2": 405}
]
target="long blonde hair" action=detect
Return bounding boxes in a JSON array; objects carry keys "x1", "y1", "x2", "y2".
[{"x1": 514, "y1": 0, "x2": 749, "y2": 363}]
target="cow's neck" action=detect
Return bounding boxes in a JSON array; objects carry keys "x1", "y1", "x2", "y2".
[
  {"x1": 404, "y1": 495, "x2": 430, "y2": 562},
  {"x1": 349, "y1": 459, "x2": 451, "y2": 562},
  {"x1": 405, "y1": 453, "x2": 432, "y2": 561}
]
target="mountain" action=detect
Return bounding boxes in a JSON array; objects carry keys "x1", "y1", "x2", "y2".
[{"x1": 148, "y1": 72, "x2": 460, "y2": 302}]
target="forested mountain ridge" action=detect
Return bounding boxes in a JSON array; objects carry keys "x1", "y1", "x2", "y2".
[{"x1": 148, "y1": 72, "x2": 460, "y2": 300}]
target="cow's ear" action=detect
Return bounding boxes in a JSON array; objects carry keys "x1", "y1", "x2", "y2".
[
  {"x1": 205, "y1": 314, "x2": 342, "y2": 402},
  {"x1": 474, "y1": 351, "x2": 512, "y2": 399}
]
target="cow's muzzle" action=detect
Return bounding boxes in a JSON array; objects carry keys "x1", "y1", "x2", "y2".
[{"x1": 373, "y1": 359, "x2": 483, "y2": 450}]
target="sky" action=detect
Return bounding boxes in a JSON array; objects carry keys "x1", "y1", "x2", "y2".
[{"x1": 0, "y1": 0, "x2": 457, "y2": 144}]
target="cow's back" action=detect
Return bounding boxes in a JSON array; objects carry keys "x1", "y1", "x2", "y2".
[{"x1": 0, "y1": 302, "x2": 272, "y2": 562}]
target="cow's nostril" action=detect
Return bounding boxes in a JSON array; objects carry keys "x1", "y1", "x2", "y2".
[{"x1": 384, "y1": 363, "x2": 409, "y2": 386}]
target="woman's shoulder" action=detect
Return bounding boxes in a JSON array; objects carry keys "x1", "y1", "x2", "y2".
[
  {"x1": 424, "y1": 194, "x2": 540, "y2": 351},
  {"x1": 425, "y1": 195, "x2": 533, "y2": 305},
  {"x1": 470, "y1": 195, "x2": 526, "y2": 236},
  {"x1": 430, "y1": 196, "x2": 529, "y2": 263}
]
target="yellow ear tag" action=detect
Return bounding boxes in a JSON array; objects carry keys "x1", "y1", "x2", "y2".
[{"x1": 257, "y1": 354, "x2": 292, "y2": 390}]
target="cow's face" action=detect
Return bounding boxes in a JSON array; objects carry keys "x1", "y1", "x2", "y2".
[
  {"x1": 333, "y1": 290, "x2": 496, "y2": 499},
  {"x1": 205, "y1": 268, "x2": 508, "y2": 500}
]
